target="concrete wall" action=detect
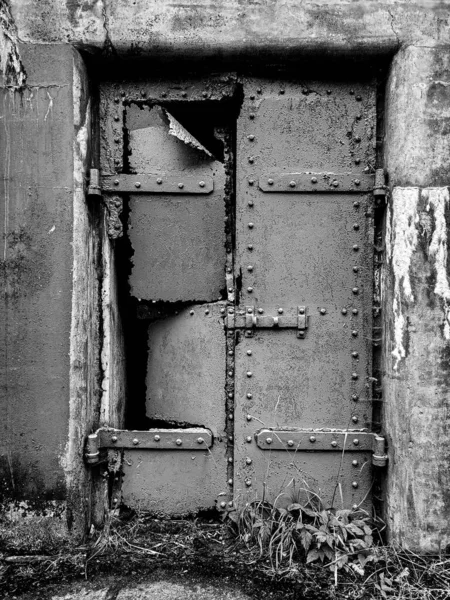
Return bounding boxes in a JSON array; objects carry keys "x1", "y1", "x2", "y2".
[{"x1": 1, "y1": 0, "x2": 450, "y2": 548}]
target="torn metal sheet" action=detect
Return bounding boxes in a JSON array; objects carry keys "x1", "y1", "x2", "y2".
[{"x1": 164, "y1": 108, "x2": 213, "y2": 158}]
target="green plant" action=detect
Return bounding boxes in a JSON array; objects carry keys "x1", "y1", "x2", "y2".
[{"x1": 229, "y1": 480, "x2": 381, "y2": 582}]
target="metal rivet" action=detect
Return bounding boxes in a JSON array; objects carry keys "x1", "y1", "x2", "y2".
[
  {"x1": 353, "y1": 201, "x2": 360, "y2": 208},
  {"x1": 247, "y1": 371, "x2": 253, "y2": 377},
  {"x1": 114, "y1": 97, "x2": 120, "y2": 103},
  {"x1": 320, "y1": 308, "x2": 326, "y2": 315},
  {"x1": 353, "y1": 504, "x2": 358, "y2": 510},
  {"x1": 352, "y1": 287, "x2": 359, "y2": 294},
  {"x1": 246, "y1": 457, "x2": 252, "y2": 465},
  {"x1": 278, "y1": 308, "x2": 283, "y2": 314},
  {"x1": 228, "y1": 392, "x2": 233, "y2": 398},
  {"x1": 182, "y1": 92, "x2": 187, "y2": 97},
  {"x1": 248, "y1": 135, "x2": 255, "y2": 141},
  {"x1": 280, "y1": 89, "x2": 285, "y2": 95},
  {"x1": 132, "y1": 438, "x2": 139, "y2": 445},
  {"x1": 353, "y1": 245, "x2": 359, "y2": 251},
  {"x1": 353, "y1": 224, "x2": 360, "y2": 231},
  {"x1": 157, "y1": 178, "x2": 162, "y2": 184},
  {"x1": 354, "y1": 179, "x2": 361, "y2": 186},
  {"x1": 114, "y1": 115, "x2": 120, "y2": 122},
  {"x1": 249, "y1": 113, "x2": 255, "y2": 119},
  {"x1": 352, "y1": 460, "x2": 358, "y2": 466},
  {"x1": 248, "y1": 179, "x2": 255, "y2": 186},
  {"x1": 257, "y1": 308, "x2": 263, "y2": 314},
  {"x1": 154, "y1": 435, "x2": 160, "y2": 442},
  {"x1": 135, "y1": 182, "x2": 141, "y2": 188},
  {"x1": 196, "y1": 437, "x2": 204, "y2": 445},
  {"x1": 247, "y1": 244, "x2": 253, "y2": 250},
  {"x1": 353, "y1": 266, "x2": 359, "y2": 273},
  {"x1": 247, "y1": 287, "x2": 253, "y2": 293},
  {"x1": 352, "y1": 330, "x2": 358, "y2": 337},
  {"x1": 248, "y1": 157, "x2": 254, "y2": 164},
  {"x1": 364, "y1": 166, "x2": 370, "y2": 173},
  {"x1": 228, "y1": 478, "x2": 233, "y2": 485},
  {"x1": 228, "y1": 413, "x2": 233, "y2": 420},
  {"x1": 114, "y1": 179, "x2": 119, "y2": 186},
  {"x1": 309, "y1": 436, "x2": 316, "y2": 443},
  {"x1": 356, "y1": 95, "x2": 362, "y2": 101},
  {"x1": 176, "y1": 439, "x2": 182, "y2": 446},
  {"x1": 246, "y1": 414, "x2": 252, "y2": 421},
  {"x1": 311, "y1": 177, "x2": 317, "y2": 184},
  {"x1": 228, "y1": 457, "x2": 233, "y2": 463},
  {"x1": 352, "y1": 372, "x2": 358, "y2": 380},
  {"x1": 268, "y1": 178, "x2": 274, "y2": 185},
  {"x1": 331, "y1": 441, "x2": 338, "y2": 447},
  {"x1": 353, "y1": 439, "x2": 359, "y2": 446},
  {"x1": 299, "y1": 308, "x2": 305, "y2": 315},
  {"x1": 352, "y1": 482, "x2": 358, "y2": 489},
  {"x1": 245, "y1": 479, "x2": 252, "y2": 486},
  {"x1": 111, "y1": 436, "x2": 118, "y2": 443},
  {"x1": 266, "y1": 437, "x2": 272, "y2": 445},
  {"x1": 247, "y1": 308, "x2": 253, "y2": 314},
  {"x1": 352, "y1": 416, "x2": 359, "y2": 423},
  {"x1": 355, "y1": 158, "x2": 361, "y2": 165},
  {"x1": 287, "y1": 440, "x2": 294, "y2": 447},
  {"x1": 228, "y1": 287, "x2": 234, "y2": 293},
  {"x1": 114, "y1": 138, "x2": 120, "y2": 144},
  {"x1": 220, "y1": 308, "x2": 225, "y2": 314},
  {"x1": 332, "y1": 180, "x2": 339, "y2": 187},
  {"x1": 228, "y1": 349, "x2": 233, "y2": 355},
  {"x1": 250, "y1": 94, "x2": 255, "y2": 100},
  {"x1": 228, "y1": 308, "x2": 234, "y2": 314},
  {"x1": 161, "y1": 91, "x2": 167, "y2": 98},
  {"x1": 190, "y1": 310, "x2": 194, "y2": 315},
  {"x1": 247, "y1": 350, "x2": 252, "y2": 355},
  {"x1": 247, "y1": 393, "x2": 252, "y2": 399},
  {"x1": 352, "y1": 394, "x2": 359, "y2": 401},
  {"x1": 220, "y1": 501, "x2": 227, "y2": 508},
  {"x1": 352, "y1": 352, "x2": 359, "y2": 358},
  {"x1": 350, "y1": 89, "x2": 355, "y2": 95},
  {"x1": 205, "y1": 309, "x2": 210, "y2": 315},
  {"x1": 289, "y1": 180, "x2": 296, "y2": 188},
  {"x1": 178, "y1": 183, "x2": 184, "y2": 189},
  {"x1": 327, "y1": 89, "x2": 332, "y2": 95},
  {"x1": 342, "y1": 308, "x2": 348, "y2": 315},
  {"x1": 248, "y1": 223, "x2": 254, "y2": 229},
  {"x1": 354, "y1": 136, "x2": 361, "y2": 143},
  {"x1": 228, "y1": 371, "x2": 233, "y2": 377},
  {"x1": 246, "y1": 436, "x2": 252, "y2": 443},
  {"x1": 199, "y1": 181, "x2": 205, "y2": 187},
  {"x1": 352, "y1": 309, "x2": 359, "y2": 315},
  {"x1": 248, "y1": 200, "x2": 254, "y2": 207}
]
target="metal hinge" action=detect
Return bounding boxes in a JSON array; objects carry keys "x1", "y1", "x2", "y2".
[
  {"x1": 226, "y1": 306, "x2": 309, "y2": 338},
  {"x1": 255, "y1": 429, "x2": 388, "y2": 468},
  {"x1": 87, "y1": 168, "x2": 214, "y2": 198},
  {"x1": 373, "y1": 168, "x2": 387, "y2": 203},
  {"x1": 85, "y1": 427, "x2": 213, "y2": 466}
]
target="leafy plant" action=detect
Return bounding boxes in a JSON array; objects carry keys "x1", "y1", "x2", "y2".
[{"x1": 229, "y1": 480, "x2": 381, "y2": 582}]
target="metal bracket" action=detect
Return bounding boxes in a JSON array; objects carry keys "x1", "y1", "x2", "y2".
[
  {"x1": 258, "y1": 172, "x2": 374, "y2": 193},
  {"x1": 85, "y1": 427, "x2": 213, "y2": 466},
  {"x1": 102, "y1": 174, "x2": 214, "y2": 195},
  {"x1": 225, "y1": 306, "x2": 309, "y2": 338},
  {"x1": 255, "y1": 429, "x2": 388, "y2": 467}
]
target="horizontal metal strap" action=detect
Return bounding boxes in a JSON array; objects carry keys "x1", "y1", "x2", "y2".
[
  {"x1": 256, "y1": 429, "x2": 376, "y2": 451},
  {"x1": 102, "y1": 174, "x2": 214, "y2": 194},
  {"x1": 257, "y1": 172, "x2": 373, "y2": 193},
  {"x1": 98, "y1": 427, "x2": 213, "y2": 450}
]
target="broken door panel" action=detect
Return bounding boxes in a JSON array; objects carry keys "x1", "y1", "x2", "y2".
[
  {"x1": 146, "y1": 302, "x2": 226, "y2": 433},
  {"x1": 234, "y1": 78, "x2": 376, "y2": 508},
  {"x1": 127, "y1": 104, "x2": 226, "y2": 302}
]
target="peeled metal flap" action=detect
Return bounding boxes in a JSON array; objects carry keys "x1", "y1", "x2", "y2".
[{"x1": 258, "y1": 172, "x2": 374, "y2": 193}]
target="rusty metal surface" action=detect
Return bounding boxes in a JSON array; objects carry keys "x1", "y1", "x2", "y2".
[
  {"x1": 146, "y1": 303, "x2": 226, "y2": 434},
  {"x1": 126, "y1": 103, "x2": 226, "y2": 302},
  {"x1": 257, "y1": 172, "x2": 374, "y2": 193},
  {"x1": 234, "y1": 78, "x2": 376, "y2": 508}
]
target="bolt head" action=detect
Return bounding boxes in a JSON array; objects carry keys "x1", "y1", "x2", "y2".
[
  {"x1": 353, "y1": 266, "x2": 359, "y2": 272},
  {"x1": 228, "y1": 392, "x2": 233, "y2": 399},
  {"x1": 352, "y1": 394, "x2": 359, "y2": 401},
  {"x1": 332, "y1": 180, "x2": 339, "y2": 187},
  {"x1": 342, "y1": 308, "x2": 348, "y2": 315},
  {"x1": 199, "y1": 181, "x2": 205, "y2": 187},
  {"x1": 353, "y1": 245, "x2": 359, "y2": 251},
  {"x1": 228, "y1": 457, "x2": 233, "y2": 463},
  {"x1": 228, "y1": 478, "x2": 233, "y2": 485},
  {"x1": 352, "y1": 330, "x2": 358, "y2": 337},
  {"x1": 352, "y1": 372, "x2": 358, "y2": 380},
  {"x1": 248, "y1": 223, "x2": 254, "y2": 229},
  {"x1": 352, "y1": 481, "x2": 358, "y2": 488},
  {"x1": 287, "y1": 440, "x2": 294, "y2": 447},
  {"x1": 246, "y1": 457, "x2": 252, "y2": 465},
  {"x1": 135, "y1": 182, "x2": 141, "y2": 188},
  {"x1": 246, "y1": 414, "x2": 252, "y2": 421},
  {"x1": 157, "y1": 178, "x2": 163, "y2": 184},
  {"x1": 111, "y1": 435, "x2": 118, "y2": 443},
  {"x1": 245, "y1": 479, "x2": 252, "y2": 487},
  {"x1": 248, "y1": 157, "x2": 254, "y2": 164},
  {"x1": 352, "y1": 416, "x2": 358, "y2": 423},
  {"x1": 320, "y1": 308, "x2": 326, "y2": 315},
  {"x1": 190, "y1": 310, "x2": 194, "y2": 315},
  {"x1": 309, "y1": 436, "x2": 316, "y2": 443},
  {"x1": 257, "y1": 308, "x2": 263, "y2": 314},
  {"x1": 176, "y1": 439, "x2": 182, "y2": 446},
  {"x1": 248, "y1": 135, "x2": 255, "y2": 141},
  {"x1": 247, "y1": 265, "x2": 253, "y2": 272},
  {"x1": 331, "y1": 441, "x2": 338, "y2": 447},
  {"x1": 352, "y1": 460, "x2": 358, "y2": 466},
  {"x1": 247, "y1": 393, "x2": 252, "y2": 399},
  {"x1": 247, "y1": 287, "x2": 253, "y2": 293},
  {"x1": 247, "y1": 371, "x2": 253, "y2": 377},
  {"x1": 299, "y1": 308, "x2": 305, "y2": 314},
  {"x1": 114, "y1": 179, "x2": 119, "y2": 186},
  {"x1": 197, "y1": 437, "x2": 204, "y2": 444},
  {"x1": 246, "y1": 436, "x2": 252, "y2": 443},
  {"x1": 353, "y1": 439, "x2": 359, "y2": 446},
  {"x1": 247, "y1": 350, "x2": 252, "y2": 355},
  {"x1": 352, "y1": 309, "x2": 358, "y2": 315},
  {"x1": 132, "y1": 438, "x2": 139, "y2": 445},
  {"x1": 268, "y1": 178, "x2": 274, "y2": 185},
  {"x1": 354, "y1": 179, "x2": 361, "y2": 186},
  {"x1": 289, "y1": 180, "x2": 296, "y2": 188},
  {"x1": 178, "y1": 183, "x2": 184, "y2": 189},
  {"x1": 352, "y1": 352, "x2": 359, "y2": 358},
  {"x1": 266, "y1": 437, "x2": 272, "y2": 445},
  {"x1": 220, "y1": 308, "x2": 225, "y2": 314},
  {"x1": 352, "y1": 287, "x2": 359, "y2": 294},
  {"x1": 311, "y1": 177, "x2": 318, "y2": 184},
  {"x1": 248, "y1": 179, "x2": 255, "y2": 186},
  {"x1": 154, "y1": 435, "x2": 160, "y2": 442}
]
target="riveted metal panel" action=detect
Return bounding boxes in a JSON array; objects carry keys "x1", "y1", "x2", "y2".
[
  {"x1": 127, "y1": 103, "x2": 226, "y2": 302},
  {"x1": 234, "y1": 78, "x2": 376, "y2": 509}
]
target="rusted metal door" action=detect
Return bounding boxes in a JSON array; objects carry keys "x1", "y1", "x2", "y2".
[
  {"x1": 232, "y1": 78, "x2": 378, "y2": 510},
  {"x1": 93, "y1": 75, "x2": 384, "y2": 515}
]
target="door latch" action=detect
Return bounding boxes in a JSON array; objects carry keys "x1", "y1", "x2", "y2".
[{"x1": 226, "y1": 306, "x2": 309, "y2": 338}]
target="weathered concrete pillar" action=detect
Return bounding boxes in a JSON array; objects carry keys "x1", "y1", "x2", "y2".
[{"x1": 384, "y1": 45, "x2": 450, "y2": 551}]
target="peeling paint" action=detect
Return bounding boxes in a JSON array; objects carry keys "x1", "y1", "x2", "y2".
[
  {"x1": 388, "y1": 188, "x2": 420, "y2": 369},
  {"x1": 0, "y1": 1, "x2": 26, "y2": 88},
  {"x1": 424, "y1": 187, "x2": 450, "y2": 338}
]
